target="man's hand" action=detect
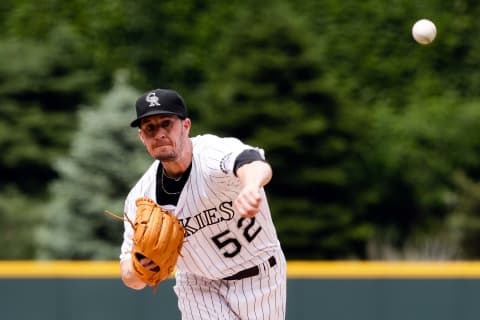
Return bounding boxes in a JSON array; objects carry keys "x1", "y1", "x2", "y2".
[
  {"x1": 120, "y1": 258, "x2": 147, "y2": 290},
  {"x1": 136, "y1": 253, "x2": 160, "y2": 272},
  {"x1": 234, "y1": 161, "x2": 272, "y2": 218},
  {"x1": 234, "y1": 184, "x2": 262, "y2": 218}
]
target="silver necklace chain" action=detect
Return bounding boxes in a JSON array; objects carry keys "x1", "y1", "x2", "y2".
[{"x1": 160, "y1": 168, "x2": 182, "y2": 195}]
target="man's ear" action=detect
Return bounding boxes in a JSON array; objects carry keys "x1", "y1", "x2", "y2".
[{"x1": 183, "y1": 118, "x2": 191, "y2": 131}]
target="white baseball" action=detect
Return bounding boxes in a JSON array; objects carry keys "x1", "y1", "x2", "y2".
[{"x1": 412, "y1": 19, "x2": 437, "y2": 45}]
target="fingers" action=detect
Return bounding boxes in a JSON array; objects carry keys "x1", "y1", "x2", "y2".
[
  {"x1": 141, "y1": 258, "x2": 160, "y2": 271},
  {"x1": 234, "y1": 186, "x2": 262, "y2": 218},
  {"x1": 135, "y1": 253, "x2": 160, "y2": 271}
]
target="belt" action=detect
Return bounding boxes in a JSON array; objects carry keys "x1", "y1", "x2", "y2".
[{"x1": 223, "y1": 256, "x2": 277, "y2": 281}]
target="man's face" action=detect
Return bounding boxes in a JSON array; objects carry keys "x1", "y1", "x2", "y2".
[{"x1": 138, "y1": 115, "x2": 190, "y2": 161}]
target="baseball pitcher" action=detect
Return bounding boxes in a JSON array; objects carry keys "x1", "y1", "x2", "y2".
[{"x1": 119, "y1": 89, "x2": 287, "y2": 319}]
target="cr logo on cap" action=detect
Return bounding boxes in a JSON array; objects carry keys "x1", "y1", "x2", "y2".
[{"x1": 146, "y1": 92, "x2": 161, "y2": 107}]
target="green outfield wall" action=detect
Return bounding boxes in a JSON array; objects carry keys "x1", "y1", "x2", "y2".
[{"x1": 1, "y1": 261, "x2": 480, "y2": 320}]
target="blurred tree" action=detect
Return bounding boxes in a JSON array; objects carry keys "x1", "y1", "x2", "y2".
[
  {"x1": 359, "y1": 97, "x2": 480, "y2": 258},
  {"x1": 0, "y1": 27, "x2": 102, "y2": 259},
  {"x1": 445, "y1": 171, "x2": 480, "y2": 259},
  {"x1": 0, "y1": 0, "x2": 223, "y2": 91},
  {"x1": 35, "y1": 72, "x2": 150, "y2": 259},
  {"x1": 0, "y1": 27, "x2": 101, "y2": 194},
  {"x1": 194, "y1": 1, "x2": 372, "y2": 259},
  {"x1": 0, "y1": 188, "x2": 43, "y2": 258}
]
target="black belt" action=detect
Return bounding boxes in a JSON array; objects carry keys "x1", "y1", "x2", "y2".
[{"x1": 223, "y1": 256, "x2": 276, "y2": 281}]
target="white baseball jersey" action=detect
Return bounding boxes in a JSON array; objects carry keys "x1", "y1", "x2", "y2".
[{"x1": 120, "y1": 134, "x2": 283, "y2": 280}]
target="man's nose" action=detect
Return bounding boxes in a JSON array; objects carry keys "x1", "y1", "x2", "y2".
[{"x1": 153, "y1": 125, "x2": 167, "y2": 138}]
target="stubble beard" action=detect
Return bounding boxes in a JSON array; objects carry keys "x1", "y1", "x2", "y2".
[
  {"x1": 155, "y1": 132, "x2": 184, "y2": 162},
  {"x1": 154, "y1": 126, "x2": 189, "y2": 163},
  {"x1": 156, "y1": 151, "x2": 177, "y2": 162}
]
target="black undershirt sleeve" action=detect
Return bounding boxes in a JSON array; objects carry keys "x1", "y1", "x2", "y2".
[{"x1": 233, "y1": 149, "x2": 266, "y2": 176}]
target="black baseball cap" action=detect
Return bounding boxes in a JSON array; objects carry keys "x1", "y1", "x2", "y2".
[{"x1": 130, "y1": 89, "x2": 188, "y2": 127}]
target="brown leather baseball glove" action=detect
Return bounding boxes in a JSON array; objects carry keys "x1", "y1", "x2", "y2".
[{"x1": 129, "y1": 197, "x2": 185, "y2": 287}]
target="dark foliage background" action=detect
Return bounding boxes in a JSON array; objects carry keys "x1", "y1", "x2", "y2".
[{"x1": 1, "y1": 0, "x2": 480, "y2": 260}]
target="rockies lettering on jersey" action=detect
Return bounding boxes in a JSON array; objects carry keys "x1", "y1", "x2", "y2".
[{"x1": 179, "y1": 201, "x2": 235, "y2": 237}]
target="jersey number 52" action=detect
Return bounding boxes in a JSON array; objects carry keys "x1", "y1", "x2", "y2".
[{"x1": 211, "y1": 217, "x2": 262, "y2": 258}]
